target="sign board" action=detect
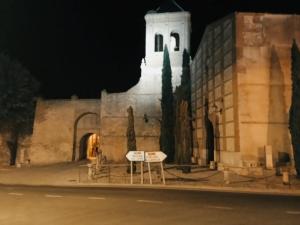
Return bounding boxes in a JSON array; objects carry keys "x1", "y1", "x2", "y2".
[
  {"x1": 126, "y1": 151, "x2": 145, "y2": 162},
  {"x1": 145, "y1": 151, "x2": 167, "y2": 163}
]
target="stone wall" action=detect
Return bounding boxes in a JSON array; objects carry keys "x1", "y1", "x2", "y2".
[
  {"x1": 236, "y1": 13, "x2": 300, "y2": 165},
  {"x1": 29, "y1": 98, "x2": 100, "y2": 164},
  {"x1": 100, "y1": 85, "x2": 161, "y2": 162},
  {"x1": 190, "y1": 14, "x2": 239, "y2": 166},
  {"x1": 191, "y1": 12, "x2": 300, "y2": 167},
  {"x1": 99, "y1": 65, "x2": 184, "y2": 163}
]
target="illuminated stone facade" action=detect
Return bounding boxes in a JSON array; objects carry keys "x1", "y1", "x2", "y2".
[
  {"x1": 2, "y1": 9, "x2": 299, "y2": 167},
  {"x1": 0, "y1": 4, "x2": 191, "y2": 165},
  {"x1": 28, "y1": 98, "x2": 100, "y2": 164},
  {"x1": 191, "y1": 13, "x2": 300, "y2": 168},
  {"x1": 100, "y1": 10, "x2": 191, "y2": 162}
]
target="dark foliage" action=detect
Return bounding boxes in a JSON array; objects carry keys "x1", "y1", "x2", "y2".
[
  {"x1": 160, "y1": 45, "x2": 175, "y2": 163},
  {"x1": 174, "y1": 49, "x2": 193, "y2": 171},
  {"x1": 0, "y1": 54, "x2": 39, "y2": 165},
  {"x1": 126, "y1": 106, "x2": 136, "y2": 173},
  {"x1": 289, "y1": 40, "x2": 300, "y2": 177}
]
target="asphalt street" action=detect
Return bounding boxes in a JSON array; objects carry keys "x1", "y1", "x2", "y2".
[{"x1": 0, "y1": 185, "x2": 299, "y2": 225}]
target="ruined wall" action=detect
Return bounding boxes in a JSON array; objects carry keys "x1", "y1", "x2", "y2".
[
  {"x1": 29, "y1": 98, "x2": 100, "y2": 164},
  {"x1": 236, "y1": 13, "x2": 300, "y2": 165}
]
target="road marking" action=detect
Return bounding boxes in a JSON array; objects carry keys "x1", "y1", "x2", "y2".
[
  {"x1": 137, "y1": 200, "x2": 163, "y2": 204},
  {"x1": 286, "y1": 211, "x2": 300, "y2": 215},
  {"x1": 45, "y1": 194, "x2": 63, "y2": 198},
  {"x1": 207, "y1": 205, "x2": 233, "y2": 210},
  {"x1": 8, "y1": 192, "x2": 24, "y2": 196},
  {"x1": 88, "y1": 197, "x2": 106, "y2": 200}
]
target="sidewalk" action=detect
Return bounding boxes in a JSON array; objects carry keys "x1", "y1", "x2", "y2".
[{"x1": 1, "y1": 161, "x2": 300, "y2": 196}]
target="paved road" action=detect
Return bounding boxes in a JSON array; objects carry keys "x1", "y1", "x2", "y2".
[{"x1": 0, "y1": 185, "x2": 299, "y2": 225}]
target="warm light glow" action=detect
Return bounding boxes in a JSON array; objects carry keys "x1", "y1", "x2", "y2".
[{"x1": 87, "y1": 134, "x2": 100, "y2": 160}]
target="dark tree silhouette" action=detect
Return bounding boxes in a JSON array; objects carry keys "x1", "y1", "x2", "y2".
[
  {"x1": 160, "y1": 45, "x2": 175, "y2": 163},
  {"x1": 289, "y1": 40, "x2": 300, "y2": 177},
  {"x1": 0, "y1": 54, "x2": 39, "y2": 165},
  {"x1": 126, "y1": 106, "x2": 136, "y2": 173},
  {"x1": 174, "y1": 49, "x2": 192, "y2": 172},
  {"x1": 126, "y1": 106, "x2": 137, "y2": 152}
]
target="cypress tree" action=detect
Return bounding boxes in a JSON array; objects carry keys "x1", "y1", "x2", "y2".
[
  {"x1": 289, "y1": 40, "x2": 300, "y2": 177},
  {"x1": 126, "y1": 106, "x2": 136, "y2": 173},
  {"x1": 160, "y1": 45, "x2": 175, "y2": 163},
  {"x1": 181, "y1": 49, "x2": 192, "y2": 106},
  {"x1": 126, "y1": 106, "x2": 136, "y2": 152},
  {"x1": 174, "y1": 49, "x2": 192, "y2": 171}
]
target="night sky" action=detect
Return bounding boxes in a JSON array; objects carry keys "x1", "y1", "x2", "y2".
[{"x1": 1, "y1": 0, "x2": 300, "y2": 99}]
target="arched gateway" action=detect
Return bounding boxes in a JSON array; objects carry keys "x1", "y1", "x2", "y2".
[{"x1": 72, "y1": 112, "x2": 100, "y2": 161}]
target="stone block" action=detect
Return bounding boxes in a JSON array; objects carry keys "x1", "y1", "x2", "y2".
[
  {"x1": 224, "y1": 80, "x2": 233, "y2": 95},
  {"x1": 225, "y1": 108, "x2": 234, "y2": 122},
  {"x1": 215, "y1": 74, "x2": 222, "y2": 86},
  {"x1": 224, "y1": 51, "x2": 233, "y2": 67},
  {"x1": 215, "y1": 86, "x2": 222, "y2": 99},
  {"x1": 224, "y1": 94, "x2": 233, "y2": 108},
  {"x1": 209, "y1": 91, "x2": 214, "y2": 102},
  {"x1": 224, "y1": 66, "x2": 233, "y2": 81},
  {"x1": 214, "y1": 48, "x2": 222, "y2": 61},
  {"x1": 196, "y1": 118, "x2": 203, "y2": 128},
  {"x1": 208, "y1": 80, "x2": 213, "y2": 91},
  {"x1": 196, "y1": 129, "x2": 203, "y2": 139},
  {"x1": 196, "y1": 108, "x2": 202, "y2": 118},
  {"x1": 224, "y1": 38, "x2": 232, "y2": 53},
  {"x1": 225, "y1": 122, "x2": 235, "y2": 136},
  {"x1": 214, "y1": 61, "x2": 221, "y2": 74},
  {"x1": 226, "y1": 137, "x2": 235, "y2": 152},
  {"x1": 224, "y1": 21, "x2": 232, "y2": 39}
]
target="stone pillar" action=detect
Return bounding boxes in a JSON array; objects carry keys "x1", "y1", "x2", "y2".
[
  {"x1": 19, "y1": 149, "x2": 25, "y2": 164},
  {"x1": 210, "y1": 161, "x2": 216, "y2": 170},
  {"x1": 224, "y1": 169, "x2": 230, "y2": 184},
  {"x1": 87, "y1": 164, "x2": 93, "y2": 181},
  {"x1": 282, "y1": 171, "x2": 290, "y2": 185},
  {"x1": 265, "y1": 145, "x2": 273, "y2": 169}
]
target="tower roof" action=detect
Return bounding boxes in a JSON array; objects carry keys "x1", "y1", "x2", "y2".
[{"x1": 156, "y1": 0, "x2": 185, "y2": 13}]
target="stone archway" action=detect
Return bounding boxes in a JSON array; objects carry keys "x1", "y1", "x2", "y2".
[{"x1": 72, "y1": 112, "x2": 99, "y2": 161}]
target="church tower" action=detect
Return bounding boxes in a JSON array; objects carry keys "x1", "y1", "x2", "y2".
[
  {"x1": 98, "y1": 1, "x2": 191, "y2": 161},
  {"x1": 141, "y1": 0, "x2": 191, "y2": 90}
]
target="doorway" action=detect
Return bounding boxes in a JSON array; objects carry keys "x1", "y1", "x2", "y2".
[
  {"x1": 79, "y1": 133, "x2": 100, "y2": 160},
  {"x1": 205, "y1": 118, "x2": 215, "y2": 164}
]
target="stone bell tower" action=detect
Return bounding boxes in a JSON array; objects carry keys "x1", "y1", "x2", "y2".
[{"x1": 140, "y1": 0, "x2": 191, "y2": 91}]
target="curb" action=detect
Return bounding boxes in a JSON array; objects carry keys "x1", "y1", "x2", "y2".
[{"x1": 1, "y1": 182, "x2": 300, "y2": 197}]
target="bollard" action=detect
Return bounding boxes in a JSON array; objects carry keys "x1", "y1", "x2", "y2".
[
  {"x1": 210, "y1": 161, "x2": 216, "y2": 170},
  {"x1": 282, "y1": 171, "x2": 290, "y2": 185},
  {"x1": 223, "y1": 169, "x2": 230, "y2": 184},
  {"x1": 87, "y1": 163, "x2": 93, "y2": 181}
]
